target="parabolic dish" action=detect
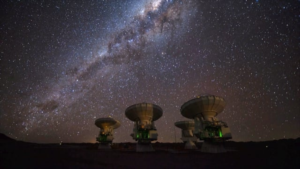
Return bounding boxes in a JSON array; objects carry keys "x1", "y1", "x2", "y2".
[
  {"x1": 95, "y1": 117, "x2": 120, "y2": 129},
  {"x1": 125, "y1": 103, "x2": 163, "y2": 122},
  {"x1": 174, "y1": 121, "x2": 195, "y2": 130},
  {"x1": 181, "y1": 95, "x2": 226, "y2": 119}
]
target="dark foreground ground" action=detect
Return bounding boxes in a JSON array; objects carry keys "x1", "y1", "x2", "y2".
[{"x1": 0, "y1": 134, "x2": 299, "y2": 169}]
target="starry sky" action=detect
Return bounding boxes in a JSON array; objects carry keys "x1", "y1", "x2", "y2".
[{"x1": 0, "y1": 0, "x2": 299, "y2": 143}]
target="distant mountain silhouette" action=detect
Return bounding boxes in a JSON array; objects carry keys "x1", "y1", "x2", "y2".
[{"x1": 0, "y1": 133, "x2": 16, "y2": 143}]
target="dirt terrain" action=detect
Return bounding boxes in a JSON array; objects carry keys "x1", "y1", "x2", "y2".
[{"x1": 0, "y1": 133, "x2": 299, "y2": 168}]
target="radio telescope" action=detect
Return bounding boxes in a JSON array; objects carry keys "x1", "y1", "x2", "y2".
[
  {"x1": 174, "y1": 121, "x2": 198, "y2": 149},
  {"x1": 125, "y1": 103, "x2": 163, "y2": 152},
  {"x1": 181, "y1": 95, "x2": 232, "y2": 153},
  {"x1": 95, "y1": 117, "x2": 120, "y2": 149}
]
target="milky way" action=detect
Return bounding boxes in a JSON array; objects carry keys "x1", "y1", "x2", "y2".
[{"x1": 0, "y1": 0, "x2": 299, "y2": 143}]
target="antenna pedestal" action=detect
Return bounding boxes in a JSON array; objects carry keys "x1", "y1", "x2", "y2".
[
  {"x1": 98, "y1": 143, "x2": 111, "y2": 150},
  {"x1": 136, "y1": 142, "x2": 154, "y2": 152},
  {"x1": 184, "y1": 140, "x2": 197, "y2": 149},
  {"x1": 201, "y1": 141, "x2": 227, "y2": 153}
]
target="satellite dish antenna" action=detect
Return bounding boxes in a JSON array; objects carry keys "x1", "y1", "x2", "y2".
[
  {"x1": 174, "y1": 120, "x2": 198, "y2": 149},
  {"x1": 180, "y1": 95, "x2": 232, "y2": 153},
  {"x1": 125, "y1": 103, "x2": 163, "y2": 152},
  {"x1": 95, "y1": 117, "x2": 120, "y2": 149}
]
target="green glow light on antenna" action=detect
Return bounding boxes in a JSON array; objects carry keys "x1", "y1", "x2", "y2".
[{"x1": 219, "y1": 130, "x2": 223, "y2": 137}]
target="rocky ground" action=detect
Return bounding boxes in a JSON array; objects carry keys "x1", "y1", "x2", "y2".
[{"x1": 0, "y1": 133, "x2": 299, "y2": 169}]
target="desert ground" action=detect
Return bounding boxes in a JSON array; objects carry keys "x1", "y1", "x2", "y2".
[{"x1": 0, "y1": 133, "x2": 299, "y2": 169}]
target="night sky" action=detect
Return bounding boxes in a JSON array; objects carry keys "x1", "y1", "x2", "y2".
[{"x1": 0, "y1": 0, "x2": 299, "y2": 143}]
